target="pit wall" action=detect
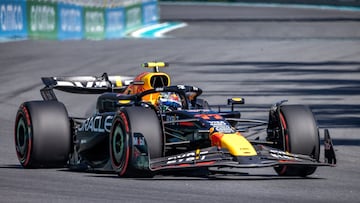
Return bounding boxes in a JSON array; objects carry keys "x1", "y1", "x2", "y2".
[{"x1": 0, "y1": 0, "x2": 159, "y2": 40}]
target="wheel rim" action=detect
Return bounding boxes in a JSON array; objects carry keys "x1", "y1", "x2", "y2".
[
  {"x1": 112, "y1": 124, "x2": 125, "y2": 165},
  {"x1": 15, "y1": 116, "x2": 31, "y2": 164},
  {"x1": 279, "y1": 112, "x2": 289, "y2": 152},
  {"x1": 277, "y1": 112, "x2": 288, "y2": 175}
]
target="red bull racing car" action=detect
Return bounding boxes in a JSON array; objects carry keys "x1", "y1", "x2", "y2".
[{"x1": 14, "y1": 62, "x2": 336, "y2": 177}]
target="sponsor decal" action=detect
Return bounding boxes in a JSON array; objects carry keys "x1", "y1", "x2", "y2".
[
  {"x1": 1, "y1": 3, "x2": 23, "y2": 31},
  {"x1": 0, "y1": 1, "x2": 27, "y2": 38},
  {"x1": 56, "y1": 80, "x2": 111, "y2": 88},
  {"x1": 85, "y1": 10, "x2": 104, "y2": 33},
  {"x1": 58, "y1": 3, "x2": 83, "y2": 39},
  {"x1": 187, "y1": 109, "x2": 211, "y2": 113},
  {"x1": 155, "y1": 87, "x2": 164, "y2": 91},
  {"x1": 60, "y1": 7, "x2": 81, "y2": 32},
  {"x1": 27, "y1": 1, "x2": 58, "y2": 39},
  {"x1": 78, "y1": 115, "x2": 113, "y2": 133},
  {"x1": 83, "y1": 7, "x2": 105, "y2": 39},
  {"x1": 208, "y1": 120, "x2": 234, "y2": 133},
  {"x1": 105, "y1": 7, "x2": 125, "y2": 38},
  {"x1": 106, "y1": 10, "x2": 123, "y2": 32},
  {"x1": 166, "y1": 151, "x2": 208, "y2": 164},
  {"x1": 125, "y1": 5, "x2": 141, "y2": 30},
  {"x1": 269, "y1": 150, "x2": 299, "y2": 161},
  {"x1": 176, "y1": 85, "x2": 185, "y2": 90},
  {"x1": 133, "y1": 136, "x2": 145, "y2": 146},
  {"x1": 29, "y1": 5, "x2": 56, "y2": 32},
  {"x1": 142, "y1": 2, "x2": 158, "y2": 25},
  {"x1": 195, "y1": 114, "x2": 223, "y2": 120}
]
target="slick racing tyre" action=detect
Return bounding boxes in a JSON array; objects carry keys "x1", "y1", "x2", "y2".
[
  {"x1": 14, "y1": 101, "x2": 71, "y2": 168},
  {"x1": 274, "y1": 105, "x2": 320, "y2": 177},
  {"x1": 110, "y1": 107, "x2": 163, "y2": 177}
]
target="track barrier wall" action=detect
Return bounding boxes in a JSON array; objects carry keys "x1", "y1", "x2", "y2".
[
  {"x1": 160, "y1": 0, "x2": 360, "y2": 7},
  {"x1": 0, "y1": 0, "x2": 159, "y2": 40}
]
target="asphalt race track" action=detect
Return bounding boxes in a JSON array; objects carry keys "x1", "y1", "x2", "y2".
[{"x1": 1, "y1": 3, "x2": 360, "y2": 202}]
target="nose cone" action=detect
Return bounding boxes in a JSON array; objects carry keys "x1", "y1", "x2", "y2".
[{"x1": 210, "y1": 132, "x2": 257, "y2": 156}]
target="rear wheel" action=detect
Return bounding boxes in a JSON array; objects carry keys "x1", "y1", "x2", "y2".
[
  {"x1": 14, "y1": 101, "x2": 71, "y2": 168},
  {"x1": 110, "y1": 107, "x2": 163, "y2": 177},
  {"x1": 274, "y1": 105, "x2": 320, "y2": 177}
]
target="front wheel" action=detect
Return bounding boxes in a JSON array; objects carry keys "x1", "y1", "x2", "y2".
[
  {"x1": 273, "y1": 105, "x2": 320, "y2": 177},
  {"x1": 110, "y1": 107, "x2": 163, "y2": 177}
]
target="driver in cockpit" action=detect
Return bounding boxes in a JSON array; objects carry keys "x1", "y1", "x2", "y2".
[{"x1": 157, "y1": 92, "x2": 182, "y2": 112}]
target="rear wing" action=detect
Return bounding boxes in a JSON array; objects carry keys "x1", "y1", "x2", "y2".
[{"x1": 40, "y1": 73, "x2": 133, "y2": 100}]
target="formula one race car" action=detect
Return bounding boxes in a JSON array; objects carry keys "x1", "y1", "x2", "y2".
[{"x1": 14, "y1": 62, "x2": 336, "y2": 177}]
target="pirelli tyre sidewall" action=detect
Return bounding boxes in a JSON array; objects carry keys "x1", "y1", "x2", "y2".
[
  {"x1": 275, "y1": 105, "x2": 320, "y2": 177},
  {"x1": 14, "y1": 101, "x2": 71, "y2": 168},
  {"x1": 109, "y1": 113, "x2": 131, "y2": 176},
  {"x1": 110, "y1": 106, "x2": 163, "y2": 177},
  {"x1": 15, "y1": 104, "x2": 33, "y2": 167}
]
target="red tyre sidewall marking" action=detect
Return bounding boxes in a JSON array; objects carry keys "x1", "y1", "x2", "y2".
[
  {"x1": 119, "y1": 147, "x2": 130, "y2": 176},
  {"x1": 110, "y1": 114, "x2": 130, "y2": 176},
  {"x1": 14, "y1": 106, "x2": 32, "y2": 167},
  {"x1": 119, "y1": 112, "x2": 130, "y2": 176},
  {"x1": 279, "y1": 112, "x2": 289, "y2": 175}
]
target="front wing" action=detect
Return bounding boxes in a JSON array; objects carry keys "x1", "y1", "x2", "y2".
[{"x1": 149, "y1": 145, "x2": 335, "y2": 172}]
